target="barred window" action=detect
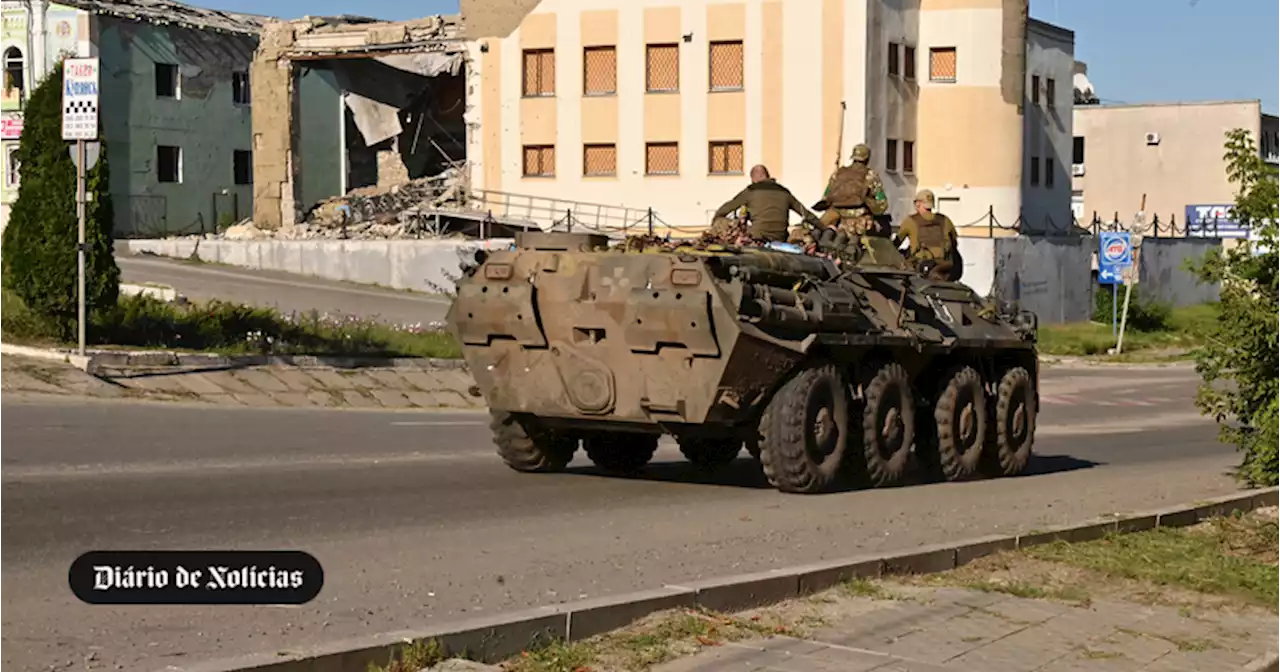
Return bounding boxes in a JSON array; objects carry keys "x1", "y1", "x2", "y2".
[
  {"x1": 708, "y1": 41, "x2": 743, "y2": 91},
  {"x1": 885, "y1": 138, "x2": 898, "y2": 172},
  {"x1": 929, "y1": 47, "x2": 956, "y2": 83},
  {"x1": 645, "y1": 43, "x2": 679, "y2": 92},
  {"x1": 1044, "y1": 157, "x2": 1054, "y2": 187},
  {"x1": 583, "y1": 144, "x2": 616, "y2": 176},
  {"x1": 1029, "y1": 154, "x2": 1040, "y2": 186},
  {"x1": 708, "y1": 141, "x2": 743, "y2": 174},
  {"x1": 902, "y1": 140, "x2": 915, "y2": 174},
  {"x1": 1031, "y1": 75, "x2": 1040, "y2": 105},
  {"x1": 645, "y1": 142, "x2": 679, "y2": 175},
  {"x1": 522, "y1": 49, "x2": 555, "y2": 97},
  {"x1": 903, "y1": 45, "x2": 916, "y2": 80},
  {"x1": 887, "y1": 42, "x2": 900, "y2": 77},
  {"x1": 1046, "y1": 78, "x2": 1056, "y2": 109},
  {"x1": 523, "y1": 145, "x2": 555, "y2": 177},
  {"x1": 583, "y1": 46, "x2": 616, "y2": 96}
]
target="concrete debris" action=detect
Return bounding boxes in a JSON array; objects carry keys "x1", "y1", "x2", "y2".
[
  {"x1": 56, "y1": 0, "x2": 268, "y2": 35},
  {"x1": 196, "y1": 169, "x2": 471, "y2": 241}
]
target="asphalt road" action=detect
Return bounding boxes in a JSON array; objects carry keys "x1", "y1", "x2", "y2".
[
  {"x1": 117, "y1": 253, "x2": 451, "y2": 326},
  {"x1": 1, "y1": 365, "x2": 1239, "y2": 672}
]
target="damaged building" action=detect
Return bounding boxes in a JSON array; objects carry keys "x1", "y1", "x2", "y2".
[
  {"x1": 249, "y1": 15, "x2": 479, "y2": 236},
  {"x1": 0, "y1": 0, "x2": 284, "y2": 236}
]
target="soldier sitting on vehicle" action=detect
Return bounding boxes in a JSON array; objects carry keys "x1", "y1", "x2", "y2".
[
  {"x1": 893, "y1": 189, "x2": 962, "y2": 281},
  {"x1": 709, "y1": 164, "x2": 821, "y2": 244},
  {"x1": 811, "y1": 143, "x2": 890, "y2": 238}
]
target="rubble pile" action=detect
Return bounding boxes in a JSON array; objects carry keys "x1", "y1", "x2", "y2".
[{"x1": 210, "y1": 168, "x2": 471, "y2": 241}]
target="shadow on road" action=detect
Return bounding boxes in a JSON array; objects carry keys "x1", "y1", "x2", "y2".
[{"x1": 564, "y1": 452, "x2": 1102, "y2": 494}]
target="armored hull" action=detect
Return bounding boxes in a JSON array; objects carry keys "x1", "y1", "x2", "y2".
[{"x1": 446, "y1": 231, "x2": 1042, "y2": 494}]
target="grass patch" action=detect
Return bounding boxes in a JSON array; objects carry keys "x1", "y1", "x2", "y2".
[
  {"x1": 960, "y1": 579, "x2": 1092, "y2": 606},
  {"x1": 365, "y1": 639, "x2": 448, "y2": 672},
  {"x1": 1038, "y1": 303, "x2": 1219, "y2": 357},
  {"x1": 1, "y1": 288, "x2": 461, "y2": 359},
  {"x1": 1022, "y1": 513, "x2": 1278, "y2": 611}
]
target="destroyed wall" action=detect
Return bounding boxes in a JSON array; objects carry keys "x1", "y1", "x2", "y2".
[{"x1": 97, "y1": 15, "x2": 257, "y2": 236}]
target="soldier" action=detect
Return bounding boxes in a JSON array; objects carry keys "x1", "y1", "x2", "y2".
[
  {"x1": 710, "y1": 164, "x2": 822, "y2": 244},
  {"x1": 815, "y1": 143, "x2": 889, "y2": 237},
  {"x1": 894, "y1": 189, "x2": 960, "y2": 281}
]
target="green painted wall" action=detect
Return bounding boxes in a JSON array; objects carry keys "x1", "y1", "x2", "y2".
[
  {"x1": 296, "y1": 66, "x2": 342, "y2": 212},
  {"x1": 97, "y1": 17, "x2": 256, "y2": 236}
]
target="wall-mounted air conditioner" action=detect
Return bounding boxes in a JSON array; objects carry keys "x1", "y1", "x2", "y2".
[
  {"x1": 1145, "y1": 132, "x2": 1160, "y2": 145},
  {"x1": 1071, "y1": 164, "x2": 1085, "y2": 177}
]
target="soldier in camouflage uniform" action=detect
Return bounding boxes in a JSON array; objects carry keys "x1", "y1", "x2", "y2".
[
  {"x1": 816, "y1": 143, "x2": 890, "y2": 237},
  {"x1": 893, "y1": 189, "x2": 961, "y2": 281}
]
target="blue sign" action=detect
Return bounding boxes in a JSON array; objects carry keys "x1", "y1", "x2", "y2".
[
  {"x1": 1184, "y1": 204, "x2": 1250, "y2": 239},
  {"x1": 1098, "y1": 231, "x2": 1132, "y2": 285}
]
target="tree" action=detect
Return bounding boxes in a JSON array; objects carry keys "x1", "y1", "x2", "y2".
[
  {"x1": 2, "y1": 59, "x2": 119, "y2": 340},
  {"x1": 1186, "y1": 128, "x2": 1278, "y2": 487}
]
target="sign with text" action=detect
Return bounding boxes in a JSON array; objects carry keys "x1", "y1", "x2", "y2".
[
  {"x1": 1098, "y1": 231, "x2": 1133, "y2": 286},
  {"x1": 1, "y1": 117, "x2": 21, "y2": 140},
  {"x1": 61, "y1": 57, "x2": 99, "y2": 141},
  {"x1": 1184, "y1": 204, "x2": 1249, "y2": 239}
]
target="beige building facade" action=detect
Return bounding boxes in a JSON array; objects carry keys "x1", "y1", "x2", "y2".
[
  {"x1": 1072, "y1": 99, "x2": 1279, "y2": 235},
  {"x1": 460, "y1": 0, "x2": 1072, "y2": 236}
]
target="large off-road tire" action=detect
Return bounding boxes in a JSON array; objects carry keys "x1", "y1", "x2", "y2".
[
  {"x1": 678, "y1": 438, "x2": 743, "y2": 470},
  {"x1": 982, "y1": 367, "x2": 1036, "y2": 477},
  {"x1": 583, "y1": 434, "x2": 660, "y2": 473},
  {"x1": 859, "y1": 362, "x2": 915, "y2": 488},
  {"x1": 758, "y1": 363, "x2": 851, "y2": 494},
  {"x1": 933, "y1": 366, "x2": 988, "y2": 482},
  {"x1": 491, "y1": 411, "x2": 578, "y2": 473}
]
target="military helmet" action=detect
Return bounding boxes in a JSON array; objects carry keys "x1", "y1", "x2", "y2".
[{"x1": 850, "y1": 143, "x2": 871, "y2": 163}]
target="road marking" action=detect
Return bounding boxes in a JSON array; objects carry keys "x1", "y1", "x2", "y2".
[
  {"x1": 118, "y1": 256, "x2": 450, "y2": 304},
  {"x1": 391, "y1": 421, "x2": 486, "y2": 426}
]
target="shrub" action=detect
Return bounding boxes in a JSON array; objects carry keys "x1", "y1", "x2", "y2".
[
  {"x1": 1, "y1": 60, "x2": 120, "y2": 340},
  {"x1": 1186, "y1": 129, "x2": 1279, "y2": 488},
  {"x1": 1092, "y1": 284, "x2": 1172, "y2": 332}
]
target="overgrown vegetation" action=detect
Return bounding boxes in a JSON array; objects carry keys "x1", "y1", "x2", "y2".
[
  {"x1": 1037, "y1": 302, "x2": 1218, "y2": 357},
  {"x1": 1, "y1": 60, "x2": 120, "y2": 340},
  {"x1": 2, "y1": 289, "x2": 461, "y2": 359},
  {"x1": 1185, "y1": 128, "x2": 1279, "y2": 487},
  {"x1": 1092, "y1": 284, "x2": 1174, "y2": 333}
]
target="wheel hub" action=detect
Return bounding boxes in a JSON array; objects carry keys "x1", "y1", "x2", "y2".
[
  {"x1": 1012, "y1": 402, "x2": 1027, "y2": 441},
  {"x1": 881, "y1": 406, "x2": 903, "y2": 451},
  {"x1": 813, "y1": 406, "x2": 835, "y2": 446}
]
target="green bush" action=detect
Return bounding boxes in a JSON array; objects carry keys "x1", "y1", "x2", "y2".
[
  {"x1": 1, "y1": 60, "x2": 120, "y2": 340},
  {"x1": 1187, "y1": 129, "x2": 1279, "y2": 488},
  {"x1": 1092, "y1": 284, "x2": 1172, "y2": 332}
]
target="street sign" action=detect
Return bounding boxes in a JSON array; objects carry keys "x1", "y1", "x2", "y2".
[
  {"x1": 61, "y1": 57, "x2": 99, "y2": 141},
  {"x1": 68, "y1": 140, "x2": 101, "y2": 171},
  {"x1": 1097, "y1": 231, "x2": 1132, "y2": 286}
]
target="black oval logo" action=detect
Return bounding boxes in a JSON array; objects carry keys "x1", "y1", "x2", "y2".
[{"x1": 69, "y1": 551, "x2": 323, "y2": 605}]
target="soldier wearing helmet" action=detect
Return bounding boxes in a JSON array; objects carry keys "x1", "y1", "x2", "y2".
[
  {"x1": 894, "y1": 189, "x2": 961, "y2": 281},
  {"x1": 812, "y1": 143, "x2": 889, "y2": 237}
]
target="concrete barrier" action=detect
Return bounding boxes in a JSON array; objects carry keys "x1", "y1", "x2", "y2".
[
  {"x1": 115, "y1": 238, "x2": 517, "y2": 294},
  {"x1": 172, "y1": 486, "x2": 1278, "y2": 672}
]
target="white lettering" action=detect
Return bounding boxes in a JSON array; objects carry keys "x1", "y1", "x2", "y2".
[{"x1": 89, "y1": 565, "x2": 170, "y2": 590}]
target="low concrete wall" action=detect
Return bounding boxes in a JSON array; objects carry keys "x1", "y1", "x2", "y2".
[
  {"x1": 114, "y1": 238, "x2": 516, "y2": 294},
  {"x1": 1138, "y1": 237, "x2": 1221, "y2": 307},
  {"x1": 956, "y1": 238, "x2": 997, "y2": 297},
  {"x1": 993, "y1": 236, "x2": 1095, "y2": 324}
]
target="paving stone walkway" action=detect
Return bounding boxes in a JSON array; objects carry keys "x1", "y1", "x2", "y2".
[{"x1": 653, "y1": 586, "x2": 1276, "y2": 672}]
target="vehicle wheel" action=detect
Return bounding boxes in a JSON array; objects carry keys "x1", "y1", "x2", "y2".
[
  {"x1": 859, "y1": 362, "x2": 915, "y2": 488},
  {"x1": 583, "y1": 433, "x2": 660, "y2": 473},
  {"x1": 679, "y1": 438, "x2": 742, "y2": 470},
  {"x1": 933, "y1": 366, "x2": 988, "y2": 482},
  {"x1": 758, "y1": 363, "x2": 851, "y2": 494},
  {"x1": 982, "y1": 367, "x2": 1036, "y2": 477},
  {"x1": 490, "y1": 411, "x2": 578, "y2": 473}
]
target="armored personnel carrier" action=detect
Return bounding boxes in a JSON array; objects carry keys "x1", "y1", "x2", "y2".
[{"x1": 445, "y1": 231, "x2": 1040, "y2": 494}]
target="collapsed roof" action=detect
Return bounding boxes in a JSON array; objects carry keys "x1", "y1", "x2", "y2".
[{"x1": 52, "y1": 0, "x2": 270, "y2": 35}]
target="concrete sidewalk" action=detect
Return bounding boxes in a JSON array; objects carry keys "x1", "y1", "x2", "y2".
[{"x1": 652, "y1": 584, "x2": 1276, "y2": 672}]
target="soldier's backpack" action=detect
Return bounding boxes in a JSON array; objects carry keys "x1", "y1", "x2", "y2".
[{"x1": 825, "y1": 164, "x2": 870, "y2": 207}]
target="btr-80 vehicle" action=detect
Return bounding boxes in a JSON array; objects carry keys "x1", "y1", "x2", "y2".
[{"x1": 445, "y1": 231, "x2": 1040, "y2": 494}]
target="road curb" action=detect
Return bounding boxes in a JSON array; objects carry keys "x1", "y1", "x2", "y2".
[
  {"x1": 1, "y1": 341, "x2": 468, "y2": 375},
  {"x1": 169, "y1": 486, "x2": 1279, "y2": 672}
]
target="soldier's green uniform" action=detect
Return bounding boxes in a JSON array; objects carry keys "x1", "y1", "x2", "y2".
[
  {"x1": 894, "y1": 189, "x2": 960, "y2": 280},
  {"x1": 711, "y1": 176, "x2": 821, "y2": 243},
  {"x1": 818, "y1": 143, "x2": 889, "y2": 237}
]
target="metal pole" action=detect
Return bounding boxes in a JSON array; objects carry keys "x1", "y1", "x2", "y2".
[
  {"x1": 1111, "y1": 282, "x2": 1117, "y2": 337},
  {"x1": 76, "y1": 138, "x2": 87, "y2": 356}
]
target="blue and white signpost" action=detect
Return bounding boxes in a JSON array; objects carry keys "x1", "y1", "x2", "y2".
[{"x1": 1097, "y1": 231, "x2": 1133, "y2": 337}]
